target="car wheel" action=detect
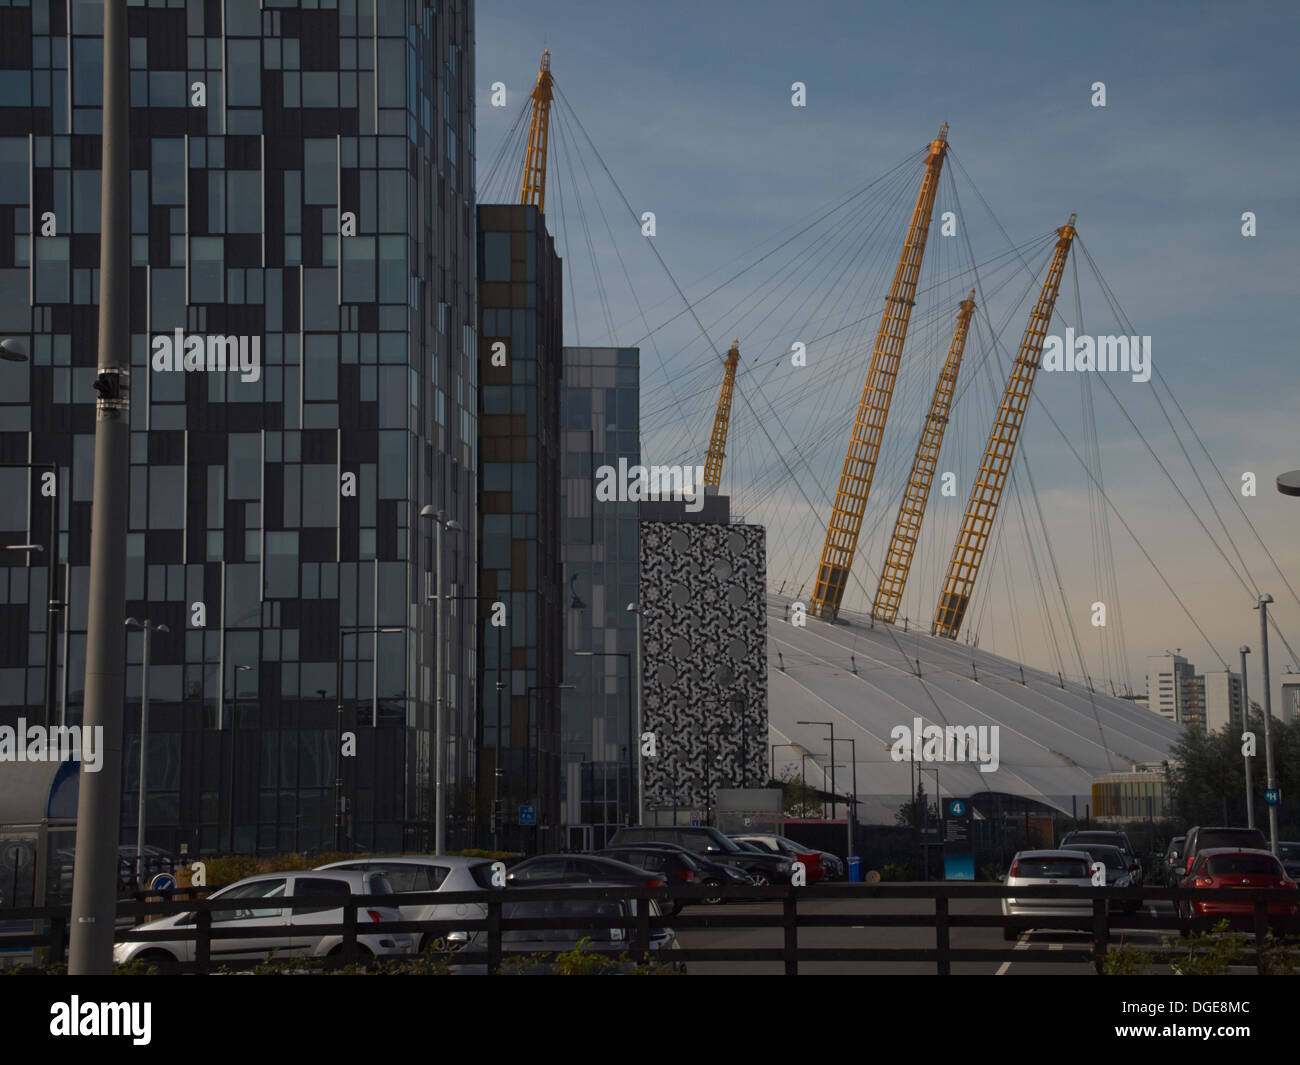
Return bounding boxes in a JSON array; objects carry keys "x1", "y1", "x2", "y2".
[
  {"x1": 136, "y1": 949, "x2": 179, "y2": 975},
  {"x1": 749, "y1": 872, "x2": 771, "y2": 887},
  {"x1": 702, "y1": 879, "x2": 723, "y2": 905}
]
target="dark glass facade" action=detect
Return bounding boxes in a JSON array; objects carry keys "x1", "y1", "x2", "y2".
[
  {"x1": 559, "y1": 345, "x2": 640, "y2": 850},
  {"x1": 475, "y1": 203, "x2": 561, "y2": 850},
  {"x1": 0, "y1": 0, "x2": 479, "y2": 856}
]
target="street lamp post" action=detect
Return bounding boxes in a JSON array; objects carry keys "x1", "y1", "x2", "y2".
[
  {"x1": 420, "y1": 507, "x2": 463, "y2": 854},
  {"x1": 825, "y1": 735, "x2": 858, "y2": 860},
  {"x1": 1240, "y1": 645, "x2": 1254, "y2": 830},
  {"x1": 797, "y1": 720, "x2": 836, "y2": 819},
  {"x1": 335, "y1": 626, "x2": 402, "y2": 852},
  {"x1": 125, "y1": 618, "x2": 168, "y2": 885},
  {"x1": 771, "y1": 742, "x2": 798, "y2": 781},
  {"x1": 1256, "y1": 595, "x2": 1280, "y2": 855},
  {"x1": 0, "y1": 458, "x2": 62, "y2": 728},
  {"x1": 626, "y1": 603, "x2": 643, "y2": 824},
  {"x1": 228, "y1": 664, "x2": 252, "y2": 852}
]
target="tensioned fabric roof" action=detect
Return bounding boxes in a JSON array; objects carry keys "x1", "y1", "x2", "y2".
[{"x1": 765, "y1": 595, "x2": 1181, "y2": 824}]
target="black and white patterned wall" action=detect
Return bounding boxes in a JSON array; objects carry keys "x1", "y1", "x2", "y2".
[{"x1": 640, "y1": 521, "x2": 767, "y2": 811}]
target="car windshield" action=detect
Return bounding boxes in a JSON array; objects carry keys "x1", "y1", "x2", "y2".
[
  {"x1": 710, "y1": 833, "x2": 743, "y2": 853},
  {"x1": 501, "y1": 898, "x2": 626, "y2": 943},
  {"x1": 1068, "y1": 833, "x2": 1126, "y2": 850},
  {"x1": 1204, "y1": 855, "x2": 1283, "y2": 876},
  {"x1": 1064, "y1": 845, "x2": 1124, "y2": 865},
  {"x1": 1279, "y1": 844, "x2": 1300, "y2": 861},
  {"x1": 1015, "y1": 858, "x2": 1090, "y2": 879}
]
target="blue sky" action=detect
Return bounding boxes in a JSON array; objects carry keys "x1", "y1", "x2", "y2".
[{"x1": 477, "y1": 0, "x2": 1300, "y2": 707}]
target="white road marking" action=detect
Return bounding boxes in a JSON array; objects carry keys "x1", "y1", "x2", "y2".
[{"x1": 996, "y1": 936, "x2": 1029, "y2": 975}]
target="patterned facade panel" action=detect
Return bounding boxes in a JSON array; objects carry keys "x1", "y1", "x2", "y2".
[{"x1": 639, "y1": 520, "x2": 766, "y2": 811}]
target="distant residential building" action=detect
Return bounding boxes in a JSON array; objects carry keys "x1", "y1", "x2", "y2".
[
  {"x1": 1202, "y1": 670, "x2": 1244, "y2": 733},
  {"x1": 1146, "y1": 652, "x2": 1203, "y2": 730},
  {"x1": 1282, "y1": 681, "x2": 1300, "y2": 724}
]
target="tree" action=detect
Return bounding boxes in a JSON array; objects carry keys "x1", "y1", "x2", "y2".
[{"x1": 777, "y1": 764, "x2": 823, "y2": 818}]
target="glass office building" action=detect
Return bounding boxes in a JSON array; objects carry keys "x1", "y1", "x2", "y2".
[
  {"x1": 475, "y1": 203, "x2": 562, "y2": 851},
  {"x1": 0, "y1": 0, "x2": 479, "y2": 856},
  {"x1": 559, "y1": 345, "x2": 639, "y2": 850}
]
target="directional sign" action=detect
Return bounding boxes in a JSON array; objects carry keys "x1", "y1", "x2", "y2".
[
  {"x1": 948, "y1": 799, "x2": 966, "y2": 819},
  {"x1": 518, "y1": 804, "x2": 536, "y2": 826},
  {"x1": 1265, "y1": 788, "x2": 1281, "y2": 806},
  {"x1": 149, "y1": 873, "x2": 176, "y2": 892}
]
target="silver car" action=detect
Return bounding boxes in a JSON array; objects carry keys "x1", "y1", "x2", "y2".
[
  {"x1": 112, "y1": 869, "x2": 413, "y2": 971},
  {"x1": 1001, "y1": 849, "x2": 1094, "y2": 940},
  {"x1": 316, "y1": 855, "x2": 504, "y2": 952}
]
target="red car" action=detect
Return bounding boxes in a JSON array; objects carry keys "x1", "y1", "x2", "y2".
[{"x1": 1178, "y1": 848, "x2": 1298, "y2": 920}]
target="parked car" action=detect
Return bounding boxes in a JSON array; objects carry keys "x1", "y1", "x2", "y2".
[
  {"x1": 1278, "y1": 842, "x2": 1300, "y2": 880},
  {"x1": 316, "y1": 855, "x2": 502, "y2": 952},
  {"x1": 622, "y1": 842, "x2": 755, "y2": 903},
  {"x1": 112, "y1": 870, "x2": 412, "y2": 971},
  {"x1": 1181, "y1": 826, "x2": 1268, "y2": 876},
  {"x1": 505, "y1": 853, "x2": 668, "y2": 891},
  {"x1": 1058, "y1": 830, "x2": 1143, "y2": 884},
  {"x1": 1060, "y1": 843, "x2": 1140, "y2": 912},
  {"x1": 451, "y1": 884, "x2": 682, "y2": 974},
  {"x1": 1001, "y1": 849, "x2": 1094, "y2": 941},
  {"x1": 597, "y1": 846, "x2": 706, "y2": 913},
  {"x1": 1177, "y1": 848, "x2": 1298, "y2": 925},
  {"x1": 729, "y1": 833, "x2": 843, "y2": 880},
  {"x1": 608, "y1": 826, "x2": 794, "y2": 885},
  {"x1": 1161, "y1": 836, "x2": 1186, "y2": 888}
]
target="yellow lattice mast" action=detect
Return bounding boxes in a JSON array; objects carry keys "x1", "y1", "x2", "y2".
[
  {"x1": 932, "y1": 215, "x2": 1077, "y2": 639},
  {"x1": 873, "y1": 290, "x2": 975, "y2": 623},
  {"x1": 520, "y1": 51, "x2": 554, "y2": 211},
  {"x1": 811, "y1": 124, "x2": 950, "y2": 620},
  {"x1": 703, "y1": 340, "x2": 741, "y2": 490}
]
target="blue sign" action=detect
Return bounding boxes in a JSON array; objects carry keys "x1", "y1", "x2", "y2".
[
  {"x1": 948, "y1": 800, "x2": 966, "y2": 819},
  {"x1": 690, "y1": 819, "x2": 700, "y2": 827},
  {"x1": 1265, "y1": 788, "x2": 1281, "y2": 806},
  {"x1": 149, "y1": 873, "x2": 176, "y2": 892},
  {"x1": 944, "y1": 853, "x2": 975, "y2": 881},
  {"x1": 518, "y1": 804, "x2": 536, "y2": 826}
]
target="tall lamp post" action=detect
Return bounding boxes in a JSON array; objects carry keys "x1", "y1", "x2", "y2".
[
  {"x1": 1240, "y1": 645, "x2": 1254, "y2": 829},
  {"x1": 1256, "y1": 595, "x2": 1280, "y2": 855},
  {"x1": 797, "y1": 719, "x2": 836, "y2": 819},
  {"x1": 626, "y1": 603, "x2": 643, "y2": 824},
  {"x1": 0, "y1": 451, "x2": 63, "y2": 729},
  {"x1": 335, "y1": 625, "x2": 402, "y2": 852},
  {"x1": 824, "y1": 735, "x2": 858, "y2": 860},
  {"x1": 575, "y1": 650, "x2": 634, "y2": 825},
  {"x1": 227, "y1": 664, "x2": 252, "y2": 852},
  {"x1": 125, "y1": 618, "x2": 168, "y2": 885},
  {"x1": 420, "y1": 506, "x2": 463, "y2": 854}
]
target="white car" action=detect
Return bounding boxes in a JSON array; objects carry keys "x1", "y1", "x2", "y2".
[
  {"x1": 1001, "y1": 849, "x2": 1095, "y2": 941},
  {"x1": 112, "y1": 869, "x2": 413, "y2": 971},
  {"x1": 316, "y1": 855, "x2": 504, "y2": 951}
]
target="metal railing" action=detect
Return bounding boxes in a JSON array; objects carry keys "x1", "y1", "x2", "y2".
[{"x1": 2, "y1": 882, "x2": 1297, "y2": 975}]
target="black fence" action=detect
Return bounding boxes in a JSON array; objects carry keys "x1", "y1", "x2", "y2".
[{"x1": 2, "y1": 882, "x2": 1298, "y2": 975}]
